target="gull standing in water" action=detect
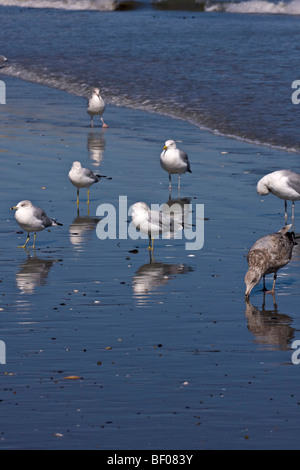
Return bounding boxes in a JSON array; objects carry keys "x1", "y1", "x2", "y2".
[
  {"x1": 160, "y1": 140, "x2": 192, "y2": 192},
  {"x1": 131, "y1": 202, "x2": 183, "y2": 251},
  {"x1": 68, "y1": 161, "x2": 105, "y2": 205},
  {"x1": 257, "y1": 170, "x2": 300, "y2": 228},
  {"x1": 245, "y1": 225, "x2": 296, "y2": 299},
  {"x1": 11, "y1": 200, "x2": 62, "y2": 249},
  {"x1": 87, "y1": 87, "x2": 108, "y2": 128}
]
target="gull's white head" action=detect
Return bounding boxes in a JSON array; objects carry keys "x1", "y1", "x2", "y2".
[
  {"x1": 92, "y1": 87, "x2": 100, "y2": 97},
  {"x1": 257, "y1": 176, "x2": 270, "y2": 196},
  {"x1": 10, "y1": 200, "x2": 33, "y2": 211},
  {"x1": 163, "y1": 140, "x2": 177, "y2": 151},
  {"x1": 131, "y1": 202, "x2": 150, "y2": 216},
  {"x1": 71, "y1": 161, "x2": 82, "y2": 170}
]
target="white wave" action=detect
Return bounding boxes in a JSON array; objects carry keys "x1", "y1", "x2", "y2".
[
  {"x1": 0, "y1": 0, "x2": 122, "y2": 11},
  {"x1": 2, "y1": 61, "x2": 299, "y2": 154},
  {"x1": 205, "y1": 0, "x2": 300, "y2": 15}
]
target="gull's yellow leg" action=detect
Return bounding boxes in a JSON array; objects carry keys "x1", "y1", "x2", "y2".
[
  {"x1": 77, "y1": 188, "x2": 80, "y2": 205},
  {"x1": 87, "y1": 189, "x2": 90, "y2": 205},
  {"x1": 18, "y1": 233, "x2": 30, "y2": 249},
  {"x1": 32, "y1": 233, "x2": 37, "y2": 249},
  {"x1": 148, "y1": 237, "x2": 154, "y2": 251}
]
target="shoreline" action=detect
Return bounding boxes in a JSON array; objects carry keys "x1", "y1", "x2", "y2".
[
  {"x1": 1, "y1": 66, "x2": 299, "y2": 156},
  {"x1": 1, "y1": 73, "x2": 300, "y2": 268},
  {"x1": 1, "y1": 74, "x2": 300, "y2": 450}
]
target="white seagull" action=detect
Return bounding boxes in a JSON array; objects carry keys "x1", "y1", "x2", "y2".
[
  {"x1": 11, "y1": 200, "x2": 62, "y2": 249},
  {"x1": 131, "y1": 202, "x2": 183, "y2": 251},
  {"x1": 245, "y1": 225, "x2": 296, "y2": 299},
  {"x1": 87, "y1": 87, "x2": 108, "y2": 128},
  {"x1": 257, "y1": 170, "x2": 300, "y2": 227},
  {"x1": 160, "y1": 140, "x2": 192, "y2": 192},
  {"x1": 68, "y1": 161, "x2": 105, "y2": 205}
]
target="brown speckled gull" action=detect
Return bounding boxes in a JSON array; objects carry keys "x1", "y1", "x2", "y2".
[{"x1": 245, "y1": 225, "x2": 296, "y2": 299}]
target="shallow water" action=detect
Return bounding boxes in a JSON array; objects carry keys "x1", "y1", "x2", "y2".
[
  {"x1": 1, "y1": 76, "x2": 300, "y2": 449},
  {"x1": 1, "y1": 2, "x2": 300, "y2": 152}
]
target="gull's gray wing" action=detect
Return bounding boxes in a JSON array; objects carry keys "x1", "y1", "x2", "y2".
[
  {"x1": 149, "y1": 210, "x2": 172, "y2": 233},
  {"x1": 286, "y1": 171, "x2": 300, "y2": 195},
  {"x1": 179, "y1": 149, "x2": 191, "y2": 172},
  {"x1": 82, "y1": 167, "x2": 99, "y2": 182},
  {"x1": 149, "y1": 209, "x2": 182, "y2": 234},
  {"x1": 32, "y1": 207, "x2": 53, "y2": 228}
]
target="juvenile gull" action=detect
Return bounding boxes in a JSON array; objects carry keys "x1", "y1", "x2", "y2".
[
  {"x1": 87, "y1": 87, "x2": 108, "y2": 128},
  {"x1": 11, "y1": 200, "x2": 62, "y2": 249},
  {"x1": 257, "y1": 170, "x2": 300, "y2": 226},
  {"x1": 245, "y1": 225, "x2": 296, "y2": 299},
  {"x1": 68, "y1": 161, "x2": 105, "y2": 204},
  {"x1": 131, "y1": 202, "x2": 183, "y2": 251},
  {"x1": 160, "y1": 140, "x2": 192, "y2": 191}
]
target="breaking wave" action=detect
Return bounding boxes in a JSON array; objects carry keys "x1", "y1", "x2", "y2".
[
  {"x1": 205, "y1": 0, "x2": 300, "y2": 15},
  {"x1": 2, "y1": 61, "x2": 299, "y2": 154},
  {"x1": 0, "y1": 0, "x2": 140, "y2": 11},
  {"x1": 0, "y1": 0, "x2": 300, "y2": 14}
]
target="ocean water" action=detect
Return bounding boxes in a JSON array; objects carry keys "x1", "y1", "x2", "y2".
[
  {"x1": 1, "y1": 0, "x2": 300, "y2": 152},
  {"x1": 1, "y1": 0, "x2": 300, "y2": 451}
]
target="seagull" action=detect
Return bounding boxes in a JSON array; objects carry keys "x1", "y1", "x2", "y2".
[
  {"x1": 131, "y1": 201, "x2": 183, "y2": 251},
  {"x1": 245, "y1": 225, "x2": 296, "y2": 299},
  {"x1": 68, "y1": 161, "x2": 106, "y2": 205},
  {"x1": 10, "y1": 200, "x2": 62, "y2": 249},
  {"x1": 257, "y1": 170, "x2": 300, "y2": 227},
  {"x1": 87, "y1": 87, "x2": 108, "y2": 128},
  {"x1": 160, "y1": 140, "x2": 192, "y2": 192}
]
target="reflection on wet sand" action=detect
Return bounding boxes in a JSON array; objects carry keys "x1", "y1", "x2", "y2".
[
  {"x1": 16, "y1": 252, "x2": 61, "y2": 294},
  {"x1": 69, "y1": 208, "x2": 100, "y2": 250},
  {"x1": 132, "y1": 251, "x2": 193, "y2": 306},
  {"x1": 245, "y1": 297, "x2": 295, "y2": 350},
  {"x1": 163, "y1": 196, "x2": 192, "y2": 229},
  {"x1": 87, "y1": 131, "x2": 106, "y2": 167}
]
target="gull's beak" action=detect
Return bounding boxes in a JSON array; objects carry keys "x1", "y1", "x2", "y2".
[
  {"x1": 163, "y1": 145, "x2": 167, "y2": 150},
  {"x1": 10, "y1": 206, "x2": 17, "y2": 211}
]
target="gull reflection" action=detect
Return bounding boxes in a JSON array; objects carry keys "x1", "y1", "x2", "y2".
[
  {"x1": 163, "y1": 196, "x2": 192, "y2": 228},
  {"x1": 87, "y1": 131, "x2": 106, "y2": 167},
  {"x1": 16, "y1": 252, "x2": 61, "y2": 294},
  {"x1": 132, "y1": 251, "x2": 193, "y2": 306},
  {"x1": 245, "y1": 297, "x2": 294, "y2": 350},
  {"x1": 69, "y1": 207, "x2": 100, "y2": 250}
]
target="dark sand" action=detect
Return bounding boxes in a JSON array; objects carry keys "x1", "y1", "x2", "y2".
[{"x1": 1, "y1": 75, "x2": 300, "y2": 450}]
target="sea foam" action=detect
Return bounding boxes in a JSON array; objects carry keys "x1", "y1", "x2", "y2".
[
  {"x1": 0, "y1": 0, "x2": 133, "y2": 11},
  {"x1": 205, "y1": 0, "x2": 300, "y2": 15}
]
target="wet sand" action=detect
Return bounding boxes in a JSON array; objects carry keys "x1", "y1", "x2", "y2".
[{"x1": 1, "y1": 75, "x2": 300, "y2": 450}]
